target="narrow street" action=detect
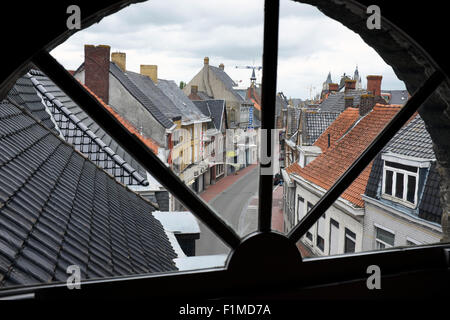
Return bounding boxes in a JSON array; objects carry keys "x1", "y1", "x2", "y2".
[{"x1": 197, "y1": 165, "x2": 259, "y2": 255}]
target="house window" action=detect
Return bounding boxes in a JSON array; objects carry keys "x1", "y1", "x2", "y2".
[
  {"x1": 375, "y1": 225, "x2": 395, "y2": 249},
  {"x1": 329, "y1": 219, "x2": 339, "y2": 255},
  {"x1": 382, "y1": 160, "x2": 418, "y2": 206},
  {"x1": 344, "y1": 228, "x2": 356, "y2": 253},
  {"x1": 216, "y1": 164, "x2": 224, "y2": 177},
  {"x1": 306, "y1": 202, "x2": 314, "y2": 241},
  {"x1": 296, "y1": 196, "x2": 304, "y2": 225},
  {"x1": 406, "y1": 237, "x2": 421, "y2": 246},
  {"x1": 316, "y1": 214, "x2": 326, "y2": 251}
]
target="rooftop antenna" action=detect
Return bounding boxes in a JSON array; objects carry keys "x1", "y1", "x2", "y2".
[{"x1": 235, "y1": 65, "x2": 263, "y2": 86}]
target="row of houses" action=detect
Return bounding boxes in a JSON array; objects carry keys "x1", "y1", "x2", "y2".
[
  {"x1": 2, "y1": 45, "x2": 270, "y2": 287},
  {"x1": 65, "y1": 45, "x2": 285, "y2": 213},
  {"x1": 282, "y1": 71, "x2": 441, "y2": 257}
]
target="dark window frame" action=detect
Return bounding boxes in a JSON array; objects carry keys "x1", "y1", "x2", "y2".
[{"x1": 0, "y1": 0, "x2": 448, "y2": 300}]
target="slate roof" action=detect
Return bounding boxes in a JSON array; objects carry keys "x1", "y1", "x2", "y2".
[
  {"x1": 26, "y1": 70, "x2": 149, "y2": 187},
  {"x1": 383, "y1": 90, "x2": 409, "y2": 105},
  {"x1": 0, "y1": 99, "x2": 177, "y2": 288},
  {"x1": 209, "y1": 66, "x2": 243, "y2": 102},
  {"x1": 193, "y1": 100, "x2": 226, "y2": 131},
  {"x1": 418, "y1": 162, "x2": 442, "y2": 223},
  {"x1": 287, "y1": 105, "x2": 401, "y2": 207},
  {"x1": 156, "y1": 79, "x2": 209, "y2": 123},
  {"x1": 7, "y1": 75, "x2": 56, "y2": 131},
  {"x1": 108, "y1": 62, "x2": 174, "y2": 129},
  {"x1": 301, "y1": 111, "x2": 340, "y2": 146},
  {"x1": 365, "y1": 114, "x2": 441, "y2": 224},
  {"x1": 197, "y1": 91, "x2": 213, "y2": 100},
  {"x1": 313, "y1": 108, "x2": 360, "y2": 151},
  {"x1": 318, "y1": 90, "x2": 366, "y2": 113},
  {"x1": 384, "y1": 115, "x2": 435, "y2": 159}
]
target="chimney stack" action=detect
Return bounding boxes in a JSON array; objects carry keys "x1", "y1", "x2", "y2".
[
  {"x1": 367, "y1": 75, "x2": 382, "y2": 96},
  {"x1": 84, "y1": 44, "x2": 111, "y2": 104},
  {"x1": 328, "y1": 83, "x2": 339, "y2": 92},
  {"x1": 111, "y1": 52, "x2": 126, "y2": 72},
  {"x1": 140, "y1": 65, "x2": 158, "y2": 84},
  {"x1": 204, "y1": 57, "x2": 209, "y2": 65},
  {"x1": 344, "y1": 79, "x2": 356, "y2": 92},
  {"x1": 359, "y1": 94, "x2": 375, "y2": 116},
  {"x1": 219, "y1": 63, "x2": 224, "y2": 70},
  {"x1": 344, "y1": 96, "x2": 354, "y2": 109}
]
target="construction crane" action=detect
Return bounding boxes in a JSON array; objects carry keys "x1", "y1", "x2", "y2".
[{"x1": 235, "y1": 65, "x2": 262, "y2": 84}]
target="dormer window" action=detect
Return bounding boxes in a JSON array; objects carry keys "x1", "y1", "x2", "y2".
[{"x1": 382, "y1": 160, "x2": 419, "y2": 207}]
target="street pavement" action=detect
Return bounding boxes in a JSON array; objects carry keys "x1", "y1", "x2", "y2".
[{"x1": 197, "y1": 165, "x2": 259, "y2": 255}]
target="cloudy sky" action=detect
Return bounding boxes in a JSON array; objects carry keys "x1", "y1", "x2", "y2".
[{"x1": 51, "y1": 0, "x2": 406, "y2": 100}]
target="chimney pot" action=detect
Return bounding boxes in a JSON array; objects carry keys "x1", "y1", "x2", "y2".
[
  {"x1": 111, "y1": 52, "x2": 126, "y2": 72},
  {"x1": 344, "y1": 96, "x2": 354, "y2": 109},
  {"x1": 328, "y1": 83, "x2": 339, "y2": 92},
  {"x1": 140, "y1": 65, "x2": 158, "y2": 84},
  {"x1": 359, "y1": 94, "x2": 375, "y2": 116},
  {"x1": 204, "y1": 57, "x2": 209, "y2": 65},
  {"x1": 344, "y1": 79, "x2": 356, "y2": 92},
  {"x1": 84, "y1": 44, "x2": 111, "y2": 104},
  {"x1": 219, "y1": 63, "x2": 224, "y2": 70},
  {"x1": 367, "y1": 75, "x2": 383, "y2": 96}
]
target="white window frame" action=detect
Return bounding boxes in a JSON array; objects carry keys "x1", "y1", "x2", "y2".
[
  {"x1": 381, "y1": 161, "x2": 419, "y2": 208},
  {"x1": 344, "y1": 228, "x2": 356, "y2": 253},
  {"x1": 305, "y1": 202, "x2": 314, "y2": 244},
  {"x1": 406, "y1": 237, "x2": 422, "y2": 246},
  {"x1": 374, "y1": 224, "x2": 395, "y2": 250},
  {"x1": 316, "y1": 214, "x2": 326, "y2": 252}
]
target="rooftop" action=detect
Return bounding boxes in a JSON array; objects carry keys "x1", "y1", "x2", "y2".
[
  {"x1": 0, "y1": 99, "x2": 177, "y2": 288},
  {"x1": 287, "y1": 105, "x2": 401, "y2": 207}
]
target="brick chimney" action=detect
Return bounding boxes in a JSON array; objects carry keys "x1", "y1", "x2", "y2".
[
  {"x1": 140, "y1": 65, "x2": 158, "y2": 84},
  {"x1": 111, "y1": 52, "x2": 126, "y2": 72},
  {"x1": 367, "y1": 75, "x2": 382, "y2": 96},
  {"x1": 328, "y1": 83, "x2": 339, "y2": 92},
  {"x1": 84, "y1": 44, "x2": 110, "y2": 104},
  {"x1": 359, "y1": 94, "x2": 375, "y2": 116},
  {"x1": 344, "y1": 79, "x2": 356, "y2": 92},
  {"x1": 344, "y1": 96, "x2": 354, "y2": 109},
  {"x1": 219, "y1": 63, "x2": 224, "y2": 70},
  {"x1": 204, "y1": 57, "x2": 209, "y2": 65}
]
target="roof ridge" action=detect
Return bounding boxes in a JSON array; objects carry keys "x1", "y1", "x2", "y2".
[
  {"x1": 28, "y1": 72, "x2": 149, "y2": 186},
  {"x1": 109, "y1": 63, "x2": 175, "y2": 129}
]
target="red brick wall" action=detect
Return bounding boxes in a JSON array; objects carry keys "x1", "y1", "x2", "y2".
[{"x1": 84, "y1": 45, "x2": 110, "y2": 104}]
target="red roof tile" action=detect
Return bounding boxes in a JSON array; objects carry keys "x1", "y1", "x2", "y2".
[
  {"x1": 314, "y1": 107, "x2": 360, "y2": 151},
  {"x1": 81, "y1": 82, "x2": 160, "y2": 154},
  {"x1": 287, "y1": 104, "x2": 401, "y2": 207}
]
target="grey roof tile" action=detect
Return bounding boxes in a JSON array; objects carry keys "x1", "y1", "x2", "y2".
[
  {"x1": 209, "y1": 66, "x2": 243, "y2": 102},
  {"x1": 0, "y1": 99, "x2": 177, "y2": 288},
  {"x1": 109, "y1": 63, "x2": 174, "y2": 128},
  {"x1": 302, "y1": 111, "x2": 339, "y2": 145},
  {"x1": 319, "y1": 90, "x2": 366, "y2": 113},
  {"x1": 193, "y1": 100, "x2": 226, "y2": 131},
  {"x1": 365, "y1": 115, "x2": 441, "y2": 224},
  {"x1": 25, "y1": 70, "x2": 149, "y2": 187},
  {"x1": 157, "y1": 79, "x2": 208, "y2": 122}
]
